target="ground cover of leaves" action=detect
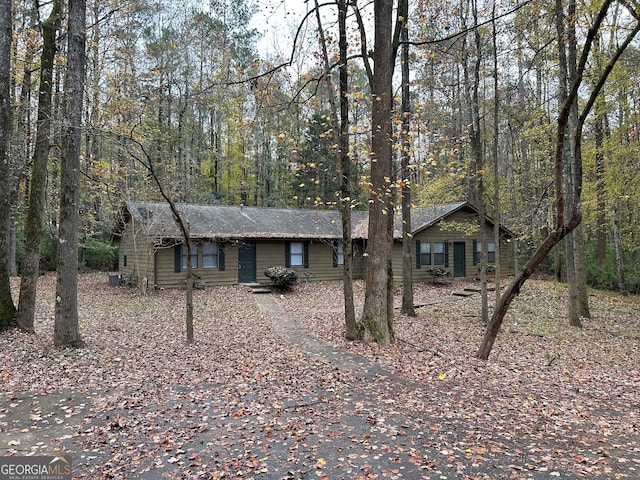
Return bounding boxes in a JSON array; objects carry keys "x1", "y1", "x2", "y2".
[{"x1": 0, "y1": 273, "x2": 638, "y2": 479}]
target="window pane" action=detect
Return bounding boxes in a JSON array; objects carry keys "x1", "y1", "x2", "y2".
[
  {"x1": 336, "y1": 243, "x2": 344, "y2": 265},
  {"x1": 420, "y1": 242, "x2": 431, "y2": 266},
  {"x1": 182, "y1": 244, "x2": 198, "y2": 269},
  {"x1": 203, "y1": 243, "x2": 218, "y2": 268},
  {"x1": 290, "y1": 242, "x2": 303, "y2": 266},
  {"x1": 433, "y1": 242, "x2": 444, "y2": 265},
  {"x1": 488, "y1": 242, "x2": 496, "y2": 263}
]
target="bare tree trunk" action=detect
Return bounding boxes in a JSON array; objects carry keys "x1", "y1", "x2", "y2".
[
  {"x1": 462, "y1": 0, "x2": 488, "y2": 323},
  {"x1": 314, "y1": 0, "x2": 357, "y2": 338},
  {"x1": 492, "y1": 0, "x2": 501, "y2": 305},
  {"x1": 399, "y1": 0, "x2": 415, "y2": 317},
  {"x1": 55, "y1": 0, "x2": 86, "y2": 347},
  {"x1": 337, "y1": 0, "x2": 357, "y2": 338},
  {"x1": 17, "y1": 0, "x2": 62, "y2": 333},
  {"x1": 594, "y1": 113, "x2": 607, "y2": 268},
  {"x1": 359, "y1": 0, "x2": 396, "y2": 344},
  {"x1": 0, "y1": 0, "x2": 16, "y2": 331},
  {"x1": 478, "y1": 0, "x2": 621, "y2": 360},
  {"x1": 613, "y1": 199, "x2": 627, "y2": 294}
]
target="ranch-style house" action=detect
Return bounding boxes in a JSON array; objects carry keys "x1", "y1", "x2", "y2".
[{"x1": 113, "y1": 200, "x2": 513, "y2": 289}]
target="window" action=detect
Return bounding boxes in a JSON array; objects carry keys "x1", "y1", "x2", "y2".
[
  {"x1": 202, "y1": 242, "x2": 218, "y2": 268},
  {"x1": 474, "y1": 241, "x2": 496, "y2": 264},
  {"x1": 420, "y1": 242, "x2": 431, "y2": 266},
  {"x1": 433, "y1": 242, "x2": 445, "y2": 265},
  {"x1": 290, "y1": 242, "x2": 304, "y2": 266},
  {"x1": 182, "y1": 244, "x2": 198, "y2": 270},
  {"x1": 333, "y1": 242, "x2": 344, "y2": 266},
  {"x1": 123, "y1": 245, "x2": 127, "y2": 267},
  {"x1": 488, "y1": 242, "x2": 496, "y2": 263}
]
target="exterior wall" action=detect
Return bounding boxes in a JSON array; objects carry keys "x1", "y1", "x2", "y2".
[
  {"x1": 117, "y1": 209, "x2": 510, "y2": 289},
  {"x1": 257, "y1": 240, "x2": 352, "y2": 284},
  {"x1": 148, "y1": 239, "x2": 363, "y2": 288},
  {"x1": 118, "y1": 221, "x2": 156, "y2": 285},
  {"x1": 154, "y1": 242, "x2": 238, "y2": 288},
  {"x1": 391, "y1": 210, "x2": 511, "y2": 282}
]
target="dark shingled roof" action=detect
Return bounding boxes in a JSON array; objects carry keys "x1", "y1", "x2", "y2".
[
  {"x1": 123, "y1": 201, "x2": 370, "y2": 240},
  {"x1": 120, "y1": 200, "x2": 513, "y2": 241}
]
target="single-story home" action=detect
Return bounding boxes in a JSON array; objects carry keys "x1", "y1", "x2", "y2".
[{"x1": 113, "y1": 200, "x2": 513, "y2": 288}]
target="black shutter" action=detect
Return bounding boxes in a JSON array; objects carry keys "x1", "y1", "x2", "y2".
[
  {"x1": 473, "y1": 239, "x2": 478, "y2": 265},
  {"x1": 415, "y1": 240, "x2": 421, "y2": 268},
  {"x1": 218, "y1": 242, "x2": 225, "y2": 271},
  {"x1": 303, "y1": 242, "x2": 310, "y2": 268},
  {"x1": 174, "y1": 244, "x2": 181, "y2": 272},
  {"x1": 285, "y1": 242, "x2": 291, "y2": 267},
  {"x1": 332, "y1": 241, "x2": 338, "y2": 268},
  {"x1": 444, "y1": 240, "x2": 449, "y2": 267}
]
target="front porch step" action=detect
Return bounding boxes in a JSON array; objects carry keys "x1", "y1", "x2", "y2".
[
  {"x1": 452, "y1": 290, "x2": 475, "y2": 297},
  {"x1": 464, "y1": 284, "x2": 496, "y2": 292},
  {"x1": 250, "y1": 287, "x2": 273, "y2": 294}
]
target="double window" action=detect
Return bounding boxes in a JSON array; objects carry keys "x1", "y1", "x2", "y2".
[
  {"x1": 474, "y1": 241, "x2": 496, "y2": 264},
  {"x1": 416, "y1": 241, "x2": 447, "y2": 267},
  {"x1": 175, "y1": 242, "x2": 225, "y2": 272}
]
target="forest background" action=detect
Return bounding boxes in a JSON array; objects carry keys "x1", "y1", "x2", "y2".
[{"x1": 0, "y1": 0, "x2": 639, "y2": 340}]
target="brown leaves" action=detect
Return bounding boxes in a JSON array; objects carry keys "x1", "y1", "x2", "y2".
[{"x1": 1, "y1": 274, "x2": 639, "y2": 478}]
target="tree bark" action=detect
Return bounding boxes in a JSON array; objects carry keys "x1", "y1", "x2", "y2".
[
  {"x1": 478, "y1": 0, "x2": 618, "y2": 360},
  {"x1": 54, "y1": 0, "x2": 86, "y2": 347},
  {"x1": 359, "y1": 0, "x2": 396, "y2": 344},
  {"x1": 0, "y1": 0, "x2": 16, "y2": 331},
  {"x1": 314, "y1": 0, "x2": 357, "y2": 338},
  {"x1": 18, "y1": 0, "x2": 62, "y2": 333},
  {"x1": 492, "y1": 0, "x2": 501, "y2": 305},
  {"x1": 613, "y1": 199, "x2": 627, "y2": 294},
  {"x1": 399, "y1": 0, "x2": 415, "y2": 317}
]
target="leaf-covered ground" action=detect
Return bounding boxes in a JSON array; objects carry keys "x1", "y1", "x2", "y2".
[{"x1": 1, "y1": 273, "x2": 638, "y2": 479}]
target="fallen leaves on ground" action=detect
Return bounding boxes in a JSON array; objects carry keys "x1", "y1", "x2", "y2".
[{"x1": 0, "y1": 273, "x2": 638, "y2": 479}]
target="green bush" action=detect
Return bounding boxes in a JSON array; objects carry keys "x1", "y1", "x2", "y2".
[{"x1": 81, "y1": 239, "x2": 118, "y2": 271}]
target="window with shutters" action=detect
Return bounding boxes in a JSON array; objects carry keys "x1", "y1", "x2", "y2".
[{"x1": 202, "y1": 242, "x2": 218, "y2": 268}]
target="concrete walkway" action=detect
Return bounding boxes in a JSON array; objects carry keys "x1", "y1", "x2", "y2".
[{"x1": 253, "y1": 294, "x2": 398, "y2": 380}]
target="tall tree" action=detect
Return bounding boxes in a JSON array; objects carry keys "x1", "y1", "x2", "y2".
[
  {"x1": 0, "y1": 0, "x2": 16, "y2": 331},
  {"x1": 478, "y1": 0, "x2": 639, "y2": 360},
  {"x1": 399, "y1": 0, "x2": 416, "y2": 317},
  {"x1": 17, "y1": 0, "x2": 62, "y2": 332},
  {"x1": 54, "y1": 0, "x2": 86, "y2": 347},
  {"x1": 357, "y1": 0, "x2": 400, "y2": 343},
  {"x1": 312, "y1": 0, "x2": 357, "y2": 338}
]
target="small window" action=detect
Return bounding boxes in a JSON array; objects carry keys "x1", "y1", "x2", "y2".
[
  {"x1": 290, "y1": 242, "x2": 304, "y2": 266},
  {"x1": 420, "y1": 242, "x2": 431, "y2": 266},
  {"x1": 488, "y1": 242, "x2": 496, "y2": 263},
  {"x1": 334, "y1": 242, "x2": 344, "y2": 266},
  {"x1": 433, "y1": 242, "x2": 445, "y2": 265},
  {"x1": 182, "y1": 244, "x2": 198, "y2": 270},
  {"x1": 202, "y1": 242, "x2": 218, "y2": 268},
  {"x1": 123, "y1": 245, "x2": 127, "y2": 267}
]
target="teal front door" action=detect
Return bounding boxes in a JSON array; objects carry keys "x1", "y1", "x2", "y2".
[
  {"x1": 238, "y1": 243, "x2": 257, "y2": 283},
  {"x1": 453, "y1": 242, "x2": 466, "y2": 277}
]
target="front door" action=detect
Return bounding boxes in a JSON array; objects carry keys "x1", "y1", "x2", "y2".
[
  {"x1": 238, "y1": 243, "x2": 257, "y2": 283},
  {"x1": 453, "y1": 242, "x2": 466, "y2": 277}
]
